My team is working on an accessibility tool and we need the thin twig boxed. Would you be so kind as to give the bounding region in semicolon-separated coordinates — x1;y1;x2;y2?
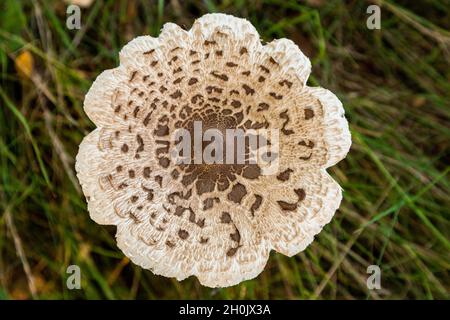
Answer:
4;208;37;299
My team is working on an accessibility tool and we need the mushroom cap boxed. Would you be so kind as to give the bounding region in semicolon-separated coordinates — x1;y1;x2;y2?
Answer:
75;13;351;287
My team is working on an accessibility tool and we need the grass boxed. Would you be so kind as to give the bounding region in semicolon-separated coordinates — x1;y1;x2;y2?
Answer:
0;0;449;299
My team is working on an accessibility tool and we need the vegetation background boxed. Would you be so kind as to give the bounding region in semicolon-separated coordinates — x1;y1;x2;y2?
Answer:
0;0;449;299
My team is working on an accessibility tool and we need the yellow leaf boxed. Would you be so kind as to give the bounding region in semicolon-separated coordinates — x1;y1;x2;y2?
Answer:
15;50;34;80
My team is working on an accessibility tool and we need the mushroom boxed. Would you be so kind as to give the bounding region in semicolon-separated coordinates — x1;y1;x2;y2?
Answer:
75;13;351;287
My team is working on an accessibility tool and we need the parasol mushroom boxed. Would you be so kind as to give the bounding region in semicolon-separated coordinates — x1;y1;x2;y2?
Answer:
75;13;351;287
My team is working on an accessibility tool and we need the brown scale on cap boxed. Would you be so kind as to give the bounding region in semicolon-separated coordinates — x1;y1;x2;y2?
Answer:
76;13;351;288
